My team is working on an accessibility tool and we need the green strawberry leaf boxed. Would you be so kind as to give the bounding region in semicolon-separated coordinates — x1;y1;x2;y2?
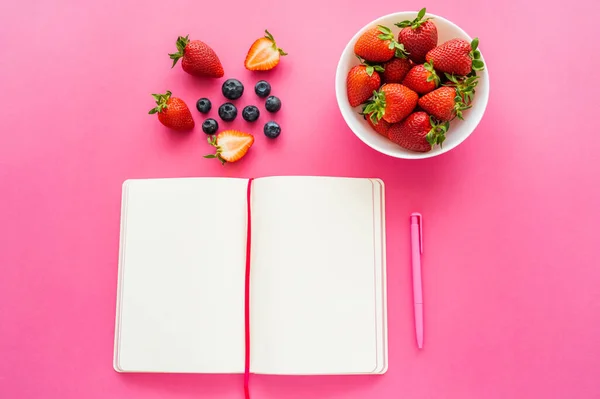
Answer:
377;25;395;41
168;35;189;68
393;42;410;58
426;132;436;146
394;7;432;29
378;25;392;35
471;38;479;51
363;90;386;123
265;30;275;42
472;59;485;71
426;117;449;148
148;91;172;114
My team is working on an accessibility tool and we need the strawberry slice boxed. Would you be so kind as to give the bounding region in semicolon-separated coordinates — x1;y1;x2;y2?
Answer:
244;30;287;71
204;130;255;165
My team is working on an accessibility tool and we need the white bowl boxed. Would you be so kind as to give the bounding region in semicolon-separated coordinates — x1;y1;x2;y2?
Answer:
335;11;489;159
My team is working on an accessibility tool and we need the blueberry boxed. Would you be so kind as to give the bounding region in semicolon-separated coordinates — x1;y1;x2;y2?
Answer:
222;78;244;100
254;80;271;98
242;105;260;122
218;103;238;121
196;98;211;114
201;118;219;135
265;95;281;113
263;121;281;139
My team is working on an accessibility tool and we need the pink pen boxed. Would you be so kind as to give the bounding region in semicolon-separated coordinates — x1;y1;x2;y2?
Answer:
410;212;424;349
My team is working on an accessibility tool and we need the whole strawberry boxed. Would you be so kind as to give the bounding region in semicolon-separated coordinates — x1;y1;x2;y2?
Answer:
426;38;484;76
347;64;383;107
388;111;449;152
418;75;478;121
354;26;407;63
363;83;418;124
402;62;439;94
149;91;195;131
395;8;438;64
169;35;224;78
382;56;412;83
365;111;391;138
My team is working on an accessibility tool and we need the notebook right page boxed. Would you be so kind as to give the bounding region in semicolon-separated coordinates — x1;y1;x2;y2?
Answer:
250;176;381;375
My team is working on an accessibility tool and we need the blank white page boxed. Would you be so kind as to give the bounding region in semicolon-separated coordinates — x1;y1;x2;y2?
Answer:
250;177;379;374
371;179;388;373
114;178;248;373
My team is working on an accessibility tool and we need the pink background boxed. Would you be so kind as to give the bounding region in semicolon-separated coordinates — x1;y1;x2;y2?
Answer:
1;0;600;398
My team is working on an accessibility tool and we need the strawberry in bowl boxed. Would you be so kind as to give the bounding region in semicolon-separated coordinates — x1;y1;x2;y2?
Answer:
335;8;489;159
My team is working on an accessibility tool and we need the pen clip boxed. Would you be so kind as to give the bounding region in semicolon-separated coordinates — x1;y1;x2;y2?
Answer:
411;212;423;254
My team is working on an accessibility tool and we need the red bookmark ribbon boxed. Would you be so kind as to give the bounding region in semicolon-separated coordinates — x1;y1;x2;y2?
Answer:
244;178;254;399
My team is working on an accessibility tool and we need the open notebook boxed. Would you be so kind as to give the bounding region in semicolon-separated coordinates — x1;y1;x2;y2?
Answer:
114;176;387;375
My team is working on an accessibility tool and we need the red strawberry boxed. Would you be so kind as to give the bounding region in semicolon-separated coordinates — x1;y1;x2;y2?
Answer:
418;74;478;121
395;8;438;64
426;38;484;76
169;35;224;78
365;112;391;138
363;84;418;123
382;57;412;83
347;64;382;107
204;130;255;165
245;30;287;71
401;62;439;94
354;26;406;63
387;112;449;152
148;91;194;131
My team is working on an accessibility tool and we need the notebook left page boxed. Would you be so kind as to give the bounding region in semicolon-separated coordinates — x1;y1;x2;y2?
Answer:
114;178;248;373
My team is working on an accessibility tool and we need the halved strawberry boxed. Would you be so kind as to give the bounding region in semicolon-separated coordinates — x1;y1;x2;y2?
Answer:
204;130;255;165
244;30;287;71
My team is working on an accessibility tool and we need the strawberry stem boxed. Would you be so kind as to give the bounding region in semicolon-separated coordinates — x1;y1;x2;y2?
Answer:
363;90;387;124
394;8;433;30
470;38;485;71
356;55;385;76
264;29;288;56
148;90;172;114
377;25;409;58
204;135;227;165
168;35;190;68
444;74;479;107
425;117;449;148
424;62;440;86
